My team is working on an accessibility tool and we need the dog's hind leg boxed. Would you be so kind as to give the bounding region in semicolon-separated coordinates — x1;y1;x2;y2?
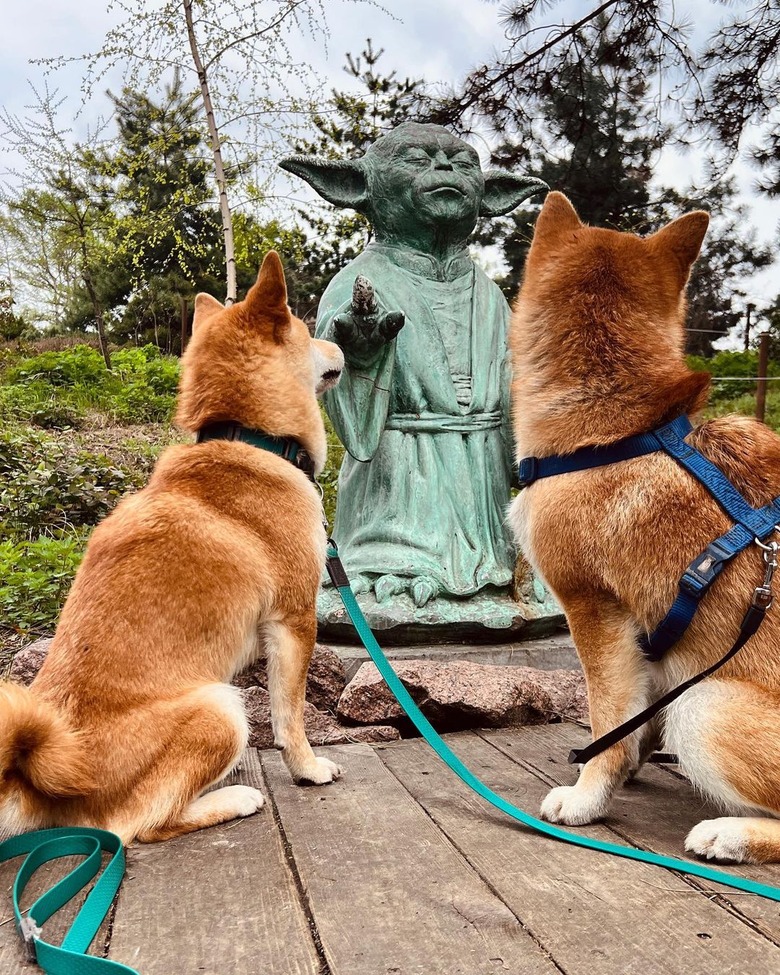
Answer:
665;678;780;863
265;619;342;785
119;684;263;844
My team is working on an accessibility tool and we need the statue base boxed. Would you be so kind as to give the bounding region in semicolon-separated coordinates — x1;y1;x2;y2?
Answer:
316;585;565;646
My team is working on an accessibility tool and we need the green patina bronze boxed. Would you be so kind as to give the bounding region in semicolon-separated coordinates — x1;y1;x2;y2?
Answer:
281;123;561;641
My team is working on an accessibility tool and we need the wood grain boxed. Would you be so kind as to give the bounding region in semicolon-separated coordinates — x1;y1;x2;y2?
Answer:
106;749;320;975
262;742;558;975
486;722;780;943
378;729;780;974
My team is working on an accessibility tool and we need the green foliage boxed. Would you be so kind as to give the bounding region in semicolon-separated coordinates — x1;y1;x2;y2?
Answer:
0;533;88;633
0;426;139;539
321;410;345;529
0;343;179;426
687;350;780;401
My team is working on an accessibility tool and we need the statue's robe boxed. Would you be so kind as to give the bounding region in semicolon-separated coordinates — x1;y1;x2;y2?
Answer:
316;242;515;597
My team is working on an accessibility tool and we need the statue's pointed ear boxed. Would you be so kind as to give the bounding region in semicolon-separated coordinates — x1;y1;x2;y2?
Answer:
280;155;369;211
479;172;549;217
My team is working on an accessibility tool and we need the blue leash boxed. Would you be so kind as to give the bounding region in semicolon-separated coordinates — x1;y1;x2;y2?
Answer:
0;827;138;973
326;542;780;903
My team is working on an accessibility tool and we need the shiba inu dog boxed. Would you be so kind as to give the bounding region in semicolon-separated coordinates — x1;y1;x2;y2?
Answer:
0;252;345;844
509;192;780;864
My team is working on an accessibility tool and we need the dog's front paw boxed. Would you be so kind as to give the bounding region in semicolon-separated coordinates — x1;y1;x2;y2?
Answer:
540;785;607;826
685;818;750;863
295;757;343;786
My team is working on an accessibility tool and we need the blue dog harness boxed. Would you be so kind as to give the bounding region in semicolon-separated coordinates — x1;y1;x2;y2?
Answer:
518;414;780;764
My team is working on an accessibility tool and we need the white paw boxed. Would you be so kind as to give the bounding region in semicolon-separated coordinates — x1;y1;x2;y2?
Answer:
685;818;750;863
540;785;607;826
295;757;343;786
224;784;265;817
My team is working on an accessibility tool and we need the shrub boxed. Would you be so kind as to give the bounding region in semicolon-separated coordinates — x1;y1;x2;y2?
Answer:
0;426;138;539
688;350;780;401
0;343;179;427
6;345;107;387
0;533;86;633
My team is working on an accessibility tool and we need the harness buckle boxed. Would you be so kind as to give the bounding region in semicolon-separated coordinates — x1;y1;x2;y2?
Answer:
752;540;778;610
19;916;41;961
679;539;732;596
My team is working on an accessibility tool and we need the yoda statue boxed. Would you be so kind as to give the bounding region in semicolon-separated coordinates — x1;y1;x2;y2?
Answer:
281;122;557;638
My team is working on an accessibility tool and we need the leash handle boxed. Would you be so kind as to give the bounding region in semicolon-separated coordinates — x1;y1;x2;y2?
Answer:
326;542;780;904
0;828;139;974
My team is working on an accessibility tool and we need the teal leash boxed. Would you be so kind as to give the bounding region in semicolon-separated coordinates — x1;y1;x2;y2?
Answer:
0;827;138;974
326;541;780;904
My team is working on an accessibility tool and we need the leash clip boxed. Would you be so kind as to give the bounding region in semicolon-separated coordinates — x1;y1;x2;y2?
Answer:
19;915;41;961
753;539;778;610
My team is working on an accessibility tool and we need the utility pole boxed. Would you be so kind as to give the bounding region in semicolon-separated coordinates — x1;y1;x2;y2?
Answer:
744;302;756;351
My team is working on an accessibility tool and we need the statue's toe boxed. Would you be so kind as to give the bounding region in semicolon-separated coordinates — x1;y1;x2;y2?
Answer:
350;574;374;596
411;576;439;608
374;574;407;604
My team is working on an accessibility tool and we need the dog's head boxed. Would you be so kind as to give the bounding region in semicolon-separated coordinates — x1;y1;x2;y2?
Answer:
176;252;344;473
512;192;711;453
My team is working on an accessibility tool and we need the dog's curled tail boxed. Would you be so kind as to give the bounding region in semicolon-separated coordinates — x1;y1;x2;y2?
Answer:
0;683;95;797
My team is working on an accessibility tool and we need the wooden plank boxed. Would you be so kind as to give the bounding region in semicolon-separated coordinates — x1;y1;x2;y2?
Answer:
107;749;320;975
377;730;780;974
481;723;780;943
261;742;558;975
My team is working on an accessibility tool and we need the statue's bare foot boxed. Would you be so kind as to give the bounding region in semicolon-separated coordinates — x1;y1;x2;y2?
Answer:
350;574;374;596
375;574;407;603
411;576;439;608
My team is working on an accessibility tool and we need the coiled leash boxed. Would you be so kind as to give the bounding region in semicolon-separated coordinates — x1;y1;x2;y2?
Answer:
0;827;138;973
326;539;780;903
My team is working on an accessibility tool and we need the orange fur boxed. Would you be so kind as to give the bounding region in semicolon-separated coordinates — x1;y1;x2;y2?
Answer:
509;193;780;863
0;252;345;845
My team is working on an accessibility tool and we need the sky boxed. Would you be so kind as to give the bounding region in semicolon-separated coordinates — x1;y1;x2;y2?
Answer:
1;0;777;323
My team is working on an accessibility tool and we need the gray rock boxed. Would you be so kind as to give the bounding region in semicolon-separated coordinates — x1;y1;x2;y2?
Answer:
242;686;400;750
9;637;52;685
232;643;346;712
337;660;587;730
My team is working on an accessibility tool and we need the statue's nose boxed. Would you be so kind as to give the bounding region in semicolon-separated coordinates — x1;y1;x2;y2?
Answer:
433;150;453;171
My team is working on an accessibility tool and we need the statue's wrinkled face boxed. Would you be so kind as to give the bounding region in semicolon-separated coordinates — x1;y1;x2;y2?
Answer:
366;125;485;242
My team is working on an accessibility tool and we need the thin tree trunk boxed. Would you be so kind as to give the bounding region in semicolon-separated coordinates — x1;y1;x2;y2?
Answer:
183;0;237;305
82;267;111;370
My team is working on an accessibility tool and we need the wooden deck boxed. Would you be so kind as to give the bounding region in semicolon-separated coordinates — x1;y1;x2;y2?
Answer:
3;722;780;974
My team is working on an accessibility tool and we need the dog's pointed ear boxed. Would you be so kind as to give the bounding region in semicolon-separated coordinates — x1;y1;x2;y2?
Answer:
649;211;709;284
480;173;548;217
531;191;582;247
192;293;224;331
280;155;369;211
244;251;291;341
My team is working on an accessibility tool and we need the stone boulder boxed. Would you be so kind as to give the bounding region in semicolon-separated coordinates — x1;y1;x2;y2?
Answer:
9;637;52;685
243;686;400;749
232;643;346;712
338;660;587;730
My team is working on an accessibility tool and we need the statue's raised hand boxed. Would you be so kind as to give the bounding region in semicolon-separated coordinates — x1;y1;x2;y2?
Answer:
333;276;405;366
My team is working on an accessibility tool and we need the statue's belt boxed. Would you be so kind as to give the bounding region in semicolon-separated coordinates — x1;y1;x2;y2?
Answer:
385;411;501;433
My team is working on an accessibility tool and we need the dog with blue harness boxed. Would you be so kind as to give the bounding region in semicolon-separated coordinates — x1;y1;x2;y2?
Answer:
509;191;780;864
